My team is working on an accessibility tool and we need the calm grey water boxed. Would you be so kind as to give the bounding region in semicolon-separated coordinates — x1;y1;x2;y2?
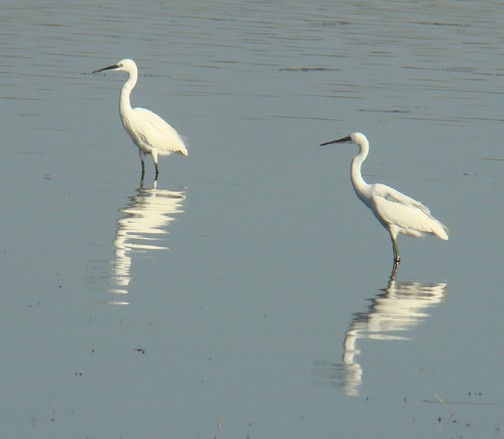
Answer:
1;1;503;438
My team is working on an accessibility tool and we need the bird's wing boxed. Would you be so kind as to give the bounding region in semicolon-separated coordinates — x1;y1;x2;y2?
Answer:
372;184;431;215
372;194;428;236
371;184;449;239
132;107;186;154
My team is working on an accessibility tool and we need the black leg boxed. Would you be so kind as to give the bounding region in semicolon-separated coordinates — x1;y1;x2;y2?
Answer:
154;162;159;180
140;158;145;181
391;235;400;264
390;259;399;280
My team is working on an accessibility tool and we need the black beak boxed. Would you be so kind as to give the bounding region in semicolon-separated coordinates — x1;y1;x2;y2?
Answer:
320;135;351;146
92;64;119;74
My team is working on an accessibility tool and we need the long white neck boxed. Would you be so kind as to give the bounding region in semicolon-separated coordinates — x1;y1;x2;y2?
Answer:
119;68;137;117
350;139;370;200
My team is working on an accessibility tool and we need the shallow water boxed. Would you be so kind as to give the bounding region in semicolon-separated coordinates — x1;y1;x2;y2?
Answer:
1;1;503;438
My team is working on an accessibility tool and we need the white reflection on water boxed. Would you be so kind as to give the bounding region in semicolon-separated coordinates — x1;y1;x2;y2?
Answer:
108;182;186;304
314;272;447;397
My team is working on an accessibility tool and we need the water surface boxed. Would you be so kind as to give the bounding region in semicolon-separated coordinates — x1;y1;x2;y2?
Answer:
0;1;503;438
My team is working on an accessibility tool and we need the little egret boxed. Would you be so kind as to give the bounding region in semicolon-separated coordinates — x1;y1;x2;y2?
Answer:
93;59;188;180
320;132;449;265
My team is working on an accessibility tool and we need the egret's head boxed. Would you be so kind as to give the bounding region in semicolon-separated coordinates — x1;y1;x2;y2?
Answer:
93;58;137;74
320;131;368;147
348;132;368;145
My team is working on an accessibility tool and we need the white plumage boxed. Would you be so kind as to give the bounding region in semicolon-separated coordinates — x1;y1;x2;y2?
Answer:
93;58;188;180
321;132;449;265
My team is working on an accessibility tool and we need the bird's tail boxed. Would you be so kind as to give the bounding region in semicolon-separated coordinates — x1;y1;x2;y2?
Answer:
435;221;450;240
177;145;189;156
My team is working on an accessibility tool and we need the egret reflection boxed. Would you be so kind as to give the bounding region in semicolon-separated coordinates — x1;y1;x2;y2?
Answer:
314;272;447;397
108;182;186;304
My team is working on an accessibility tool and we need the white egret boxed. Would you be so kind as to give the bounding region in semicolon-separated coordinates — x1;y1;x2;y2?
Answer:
320;132;449;265
93;59;188;180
